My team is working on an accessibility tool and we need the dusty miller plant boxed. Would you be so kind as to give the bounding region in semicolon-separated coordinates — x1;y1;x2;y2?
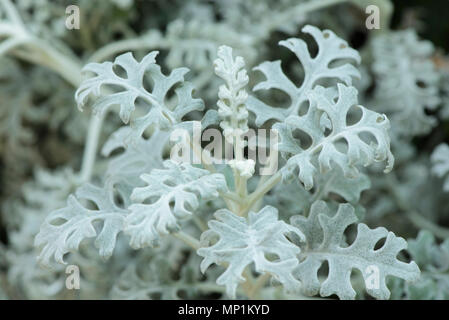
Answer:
0;0;449;300
34;24;419;300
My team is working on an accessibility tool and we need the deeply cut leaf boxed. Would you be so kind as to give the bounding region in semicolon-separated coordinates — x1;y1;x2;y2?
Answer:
75;51;204;133
198;206;305;298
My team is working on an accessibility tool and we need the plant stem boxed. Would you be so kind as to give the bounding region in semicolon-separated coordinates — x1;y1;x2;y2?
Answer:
1;0;120;185
26;39;83;86
263;0;348;35
172;231;201;250
187;137;241;211
14;41;102;182
173;231;257;299
192;215;208;232
0;37;28;56
220;191;242;203
87;32;166;62
18;39;104;183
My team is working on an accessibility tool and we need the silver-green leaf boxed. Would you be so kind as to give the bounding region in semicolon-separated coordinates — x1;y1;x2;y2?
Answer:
198;206;305;298
275;84;394;190
247;25;360;126
126;160;227;249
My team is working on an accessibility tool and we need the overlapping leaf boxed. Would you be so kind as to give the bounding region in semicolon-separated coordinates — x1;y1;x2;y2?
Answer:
75;51;204;133
371;30;440;136
316;167;371;203
102;126;170;189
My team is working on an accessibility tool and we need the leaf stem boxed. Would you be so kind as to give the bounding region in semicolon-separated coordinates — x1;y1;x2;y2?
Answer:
263;0;348;35
220;191;242;203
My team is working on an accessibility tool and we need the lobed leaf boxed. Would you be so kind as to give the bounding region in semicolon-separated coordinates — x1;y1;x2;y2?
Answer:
247;24;360;126
126;160;227;249
75;51;204;133
291;201;420;300
35;183;128;268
